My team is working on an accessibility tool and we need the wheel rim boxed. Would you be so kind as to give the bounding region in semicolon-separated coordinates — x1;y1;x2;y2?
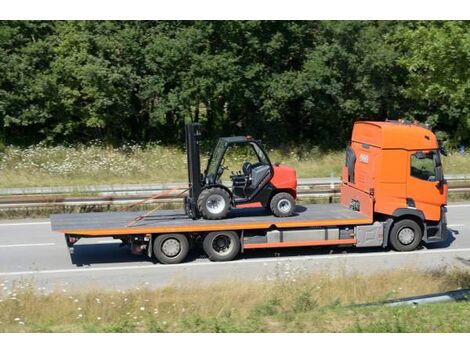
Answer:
277;199;292;213
211;234;233;256
398;227;415;245
206;194;226;214
161;238;181;257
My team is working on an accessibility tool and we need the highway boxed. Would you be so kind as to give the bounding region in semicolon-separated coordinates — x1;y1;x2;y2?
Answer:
0;203;469;291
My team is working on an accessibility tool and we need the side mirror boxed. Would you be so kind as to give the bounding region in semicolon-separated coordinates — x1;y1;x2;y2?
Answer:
436;179;445;190
440;146;448;157
438;140;448;156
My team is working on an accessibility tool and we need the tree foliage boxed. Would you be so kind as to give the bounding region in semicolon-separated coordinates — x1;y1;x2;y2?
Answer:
393;21;470;147
0;20;469;148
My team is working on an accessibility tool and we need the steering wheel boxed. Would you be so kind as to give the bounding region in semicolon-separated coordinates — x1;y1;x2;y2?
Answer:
242;162;253;176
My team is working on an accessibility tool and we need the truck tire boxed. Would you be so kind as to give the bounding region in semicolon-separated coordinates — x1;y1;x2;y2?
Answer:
197;188;231;220
203;231;240;261
153;234;189;264
270;192;295;217
389;219;422;251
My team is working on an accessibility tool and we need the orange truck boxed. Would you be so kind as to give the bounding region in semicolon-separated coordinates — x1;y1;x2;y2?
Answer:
51;120;448;264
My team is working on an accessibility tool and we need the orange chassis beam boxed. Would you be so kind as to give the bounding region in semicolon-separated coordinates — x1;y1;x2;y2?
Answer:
59;217;372;237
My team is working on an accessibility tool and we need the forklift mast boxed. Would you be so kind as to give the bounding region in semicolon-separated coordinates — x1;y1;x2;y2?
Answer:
185;123;202;218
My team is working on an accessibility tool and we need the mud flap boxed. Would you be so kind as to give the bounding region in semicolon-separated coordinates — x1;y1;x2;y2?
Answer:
424;207;448;243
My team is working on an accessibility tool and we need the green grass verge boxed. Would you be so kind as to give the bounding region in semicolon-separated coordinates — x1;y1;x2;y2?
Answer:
1;268;469;332
0;144;468;188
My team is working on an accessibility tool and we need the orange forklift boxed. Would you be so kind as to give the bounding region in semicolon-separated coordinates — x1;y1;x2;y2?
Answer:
184;124;297;220
51;120;448;264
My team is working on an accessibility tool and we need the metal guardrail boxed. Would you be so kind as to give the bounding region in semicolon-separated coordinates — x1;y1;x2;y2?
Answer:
0;177;340;196
358;288;470;307
383;289;470;306
0;175;468;209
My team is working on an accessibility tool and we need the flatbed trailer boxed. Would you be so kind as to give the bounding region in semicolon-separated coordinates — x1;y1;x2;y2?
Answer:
50;120;449;264
51;203;371;247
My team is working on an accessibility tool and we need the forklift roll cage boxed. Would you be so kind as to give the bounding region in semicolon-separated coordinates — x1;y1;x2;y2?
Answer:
204;136;273;185
184;123;276;219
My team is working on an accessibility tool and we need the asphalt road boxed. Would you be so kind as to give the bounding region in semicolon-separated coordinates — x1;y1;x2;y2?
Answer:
0;203;469;291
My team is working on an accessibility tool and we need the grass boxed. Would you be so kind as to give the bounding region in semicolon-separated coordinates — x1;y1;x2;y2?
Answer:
0;143;468;188
1;268;469;332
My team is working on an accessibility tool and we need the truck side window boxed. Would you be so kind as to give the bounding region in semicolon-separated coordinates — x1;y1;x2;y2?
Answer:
345;146;356;183
410;152;437;181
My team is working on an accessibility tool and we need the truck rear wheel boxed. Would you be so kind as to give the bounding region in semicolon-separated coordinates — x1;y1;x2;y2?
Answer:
389;219;422;251
153;234;189;264
203;231;240;261
270;192;295;217
197;188;231;220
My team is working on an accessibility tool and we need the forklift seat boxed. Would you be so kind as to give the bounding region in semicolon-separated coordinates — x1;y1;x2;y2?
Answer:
248;164;271;190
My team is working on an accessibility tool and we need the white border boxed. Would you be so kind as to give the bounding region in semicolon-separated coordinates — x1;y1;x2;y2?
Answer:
1;333;469;352
1;0;470;20
1;0;469;346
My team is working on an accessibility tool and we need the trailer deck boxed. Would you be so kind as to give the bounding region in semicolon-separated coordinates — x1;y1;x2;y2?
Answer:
50;203;371;236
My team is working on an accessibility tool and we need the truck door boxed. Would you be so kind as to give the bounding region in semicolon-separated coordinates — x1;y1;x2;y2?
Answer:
407;150;447;221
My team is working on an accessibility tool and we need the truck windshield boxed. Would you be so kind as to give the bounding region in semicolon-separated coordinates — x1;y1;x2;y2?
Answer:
410;150;443;182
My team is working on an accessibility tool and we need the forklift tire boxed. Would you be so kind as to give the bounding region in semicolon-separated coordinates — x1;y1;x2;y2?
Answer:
203;231;240;262
389;219;422;252
270;192;295;217
197;188;231;220
153;234;189;264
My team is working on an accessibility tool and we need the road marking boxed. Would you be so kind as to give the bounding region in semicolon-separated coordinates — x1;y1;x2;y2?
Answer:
0;221;50;227
448;224;465;227
447;204;470;208
1;247;469;277
0;242;56;248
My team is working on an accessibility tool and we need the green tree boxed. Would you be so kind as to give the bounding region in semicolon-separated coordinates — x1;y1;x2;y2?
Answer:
262;21;405;148
393;21;470;146
0;21;55;145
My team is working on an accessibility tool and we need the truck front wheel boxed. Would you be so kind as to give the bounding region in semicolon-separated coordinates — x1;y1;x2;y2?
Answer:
389;219;422;251
153;234;189;264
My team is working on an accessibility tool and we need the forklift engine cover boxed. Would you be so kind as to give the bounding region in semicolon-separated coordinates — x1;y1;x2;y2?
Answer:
270;164;297;195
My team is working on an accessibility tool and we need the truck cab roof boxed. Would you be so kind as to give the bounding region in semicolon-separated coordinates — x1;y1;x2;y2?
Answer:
352;121;439;150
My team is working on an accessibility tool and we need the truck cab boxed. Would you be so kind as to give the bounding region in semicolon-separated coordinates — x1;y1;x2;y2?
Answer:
341;121;448;249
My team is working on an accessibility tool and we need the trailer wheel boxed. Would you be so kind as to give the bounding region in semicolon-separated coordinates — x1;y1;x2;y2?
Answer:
197;188;231;220
389;219;422;252
153;234;189;264
270;192;295;217
203;231;240;261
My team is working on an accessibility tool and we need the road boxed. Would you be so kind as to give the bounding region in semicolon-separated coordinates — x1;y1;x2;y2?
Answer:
0;203;469;291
